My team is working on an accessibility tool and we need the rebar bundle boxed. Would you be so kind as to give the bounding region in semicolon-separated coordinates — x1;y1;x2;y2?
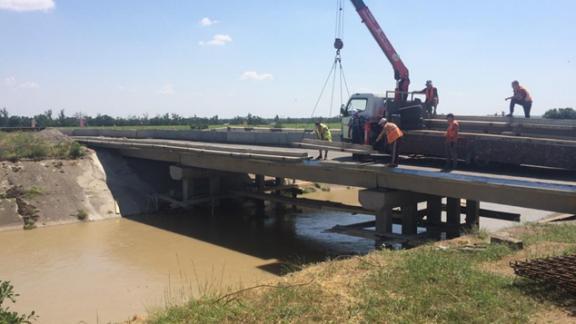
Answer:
511;254;576;294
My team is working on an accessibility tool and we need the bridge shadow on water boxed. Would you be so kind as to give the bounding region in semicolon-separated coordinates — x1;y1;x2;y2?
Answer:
125;204;374;275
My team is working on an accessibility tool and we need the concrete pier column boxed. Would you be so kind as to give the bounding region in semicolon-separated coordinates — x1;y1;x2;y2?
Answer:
255;175;265;191
209;176;222;215
401;203;418;235
255;174;266;210
376;207;393;235
182;178;190;201
465;200;480;228
427;196;443;226
359;189;432;238
446;197;461;226
273;177;286;211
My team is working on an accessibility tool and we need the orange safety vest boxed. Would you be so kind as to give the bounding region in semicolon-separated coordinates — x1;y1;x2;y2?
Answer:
446;120;459;142
425;86;438;104
514;86;532;102
384;122;404;144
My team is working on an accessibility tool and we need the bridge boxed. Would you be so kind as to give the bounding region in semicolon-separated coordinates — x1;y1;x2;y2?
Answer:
68;128;576;245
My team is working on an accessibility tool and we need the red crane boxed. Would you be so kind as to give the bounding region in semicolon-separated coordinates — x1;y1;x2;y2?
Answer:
350;0;410;103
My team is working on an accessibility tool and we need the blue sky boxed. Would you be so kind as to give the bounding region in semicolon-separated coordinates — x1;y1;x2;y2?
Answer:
1;0;575;118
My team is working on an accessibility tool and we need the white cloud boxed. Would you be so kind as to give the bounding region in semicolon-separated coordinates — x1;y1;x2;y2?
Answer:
0;0;55;12
199;34;232;47
19;81;39;89
158;84;175;96
3;76;16;86
199;17;219;27
240;71;274;81
3;76;39;89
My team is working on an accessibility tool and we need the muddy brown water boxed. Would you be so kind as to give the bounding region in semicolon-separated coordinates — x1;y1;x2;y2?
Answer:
0;189;373;324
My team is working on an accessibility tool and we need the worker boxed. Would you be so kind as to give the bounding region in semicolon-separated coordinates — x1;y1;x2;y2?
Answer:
417;80;439;116
444;113;459;171
374;118;404;167
348;111;364;144
314;121;332;160
505;80;533;118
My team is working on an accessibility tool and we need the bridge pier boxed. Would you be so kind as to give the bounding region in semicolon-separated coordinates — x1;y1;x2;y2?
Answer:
465;199;480;229
169;166;250;210
360;189;431;243
358;189;484;245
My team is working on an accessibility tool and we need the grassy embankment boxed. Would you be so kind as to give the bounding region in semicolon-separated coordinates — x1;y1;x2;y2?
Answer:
0;131;84;161
60;122;342;131
148;223;576;323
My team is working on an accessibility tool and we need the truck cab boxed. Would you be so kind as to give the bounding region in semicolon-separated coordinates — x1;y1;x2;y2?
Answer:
340;93;386;142
341;92;424;143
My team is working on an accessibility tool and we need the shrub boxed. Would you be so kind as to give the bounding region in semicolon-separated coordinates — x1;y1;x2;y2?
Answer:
67;142;85;159
76;209;88;221
543;107;576;120
0;132;85;161
0;281;37;323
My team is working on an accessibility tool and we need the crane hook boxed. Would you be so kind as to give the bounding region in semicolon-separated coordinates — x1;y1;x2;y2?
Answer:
334;38;344;51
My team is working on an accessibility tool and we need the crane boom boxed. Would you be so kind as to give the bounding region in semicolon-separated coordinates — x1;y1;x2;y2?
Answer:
350;0;410;102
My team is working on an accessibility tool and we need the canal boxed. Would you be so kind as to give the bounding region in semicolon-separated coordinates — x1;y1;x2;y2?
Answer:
0;188;373;323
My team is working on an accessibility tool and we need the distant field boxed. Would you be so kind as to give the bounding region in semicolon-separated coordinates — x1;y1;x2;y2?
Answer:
60;122;342;131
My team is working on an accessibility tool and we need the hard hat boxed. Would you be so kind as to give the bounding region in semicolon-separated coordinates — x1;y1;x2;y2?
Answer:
378;118;387;125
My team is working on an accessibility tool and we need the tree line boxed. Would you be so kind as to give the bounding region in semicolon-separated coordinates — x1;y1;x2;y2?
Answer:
2;107;573;129
0;108;340;128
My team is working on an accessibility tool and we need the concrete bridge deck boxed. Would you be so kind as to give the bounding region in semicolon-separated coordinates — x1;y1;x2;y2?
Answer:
76;136;576;215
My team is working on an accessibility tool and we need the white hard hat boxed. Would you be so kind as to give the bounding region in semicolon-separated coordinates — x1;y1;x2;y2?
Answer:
378;118;387;125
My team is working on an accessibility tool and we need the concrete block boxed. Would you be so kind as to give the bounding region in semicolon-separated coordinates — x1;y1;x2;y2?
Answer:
490;234;523;250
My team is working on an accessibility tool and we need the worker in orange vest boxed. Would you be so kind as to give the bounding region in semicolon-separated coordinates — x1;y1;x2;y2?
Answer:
375;118;404;167
444;113;459;171
417;80;439;116
506;80;533;118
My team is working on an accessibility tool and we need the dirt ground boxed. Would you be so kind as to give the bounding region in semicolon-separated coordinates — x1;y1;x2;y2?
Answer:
0;151;119;230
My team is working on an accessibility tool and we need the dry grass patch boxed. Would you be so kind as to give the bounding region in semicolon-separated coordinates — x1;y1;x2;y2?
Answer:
480;242;576;277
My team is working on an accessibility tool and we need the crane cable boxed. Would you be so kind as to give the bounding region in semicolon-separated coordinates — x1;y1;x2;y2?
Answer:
309;0;351;120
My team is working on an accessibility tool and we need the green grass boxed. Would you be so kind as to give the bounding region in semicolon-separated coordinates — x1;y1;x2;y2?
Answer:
147;243;553;323
359;247;533;324
0;132;85;161
521;223;576;245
